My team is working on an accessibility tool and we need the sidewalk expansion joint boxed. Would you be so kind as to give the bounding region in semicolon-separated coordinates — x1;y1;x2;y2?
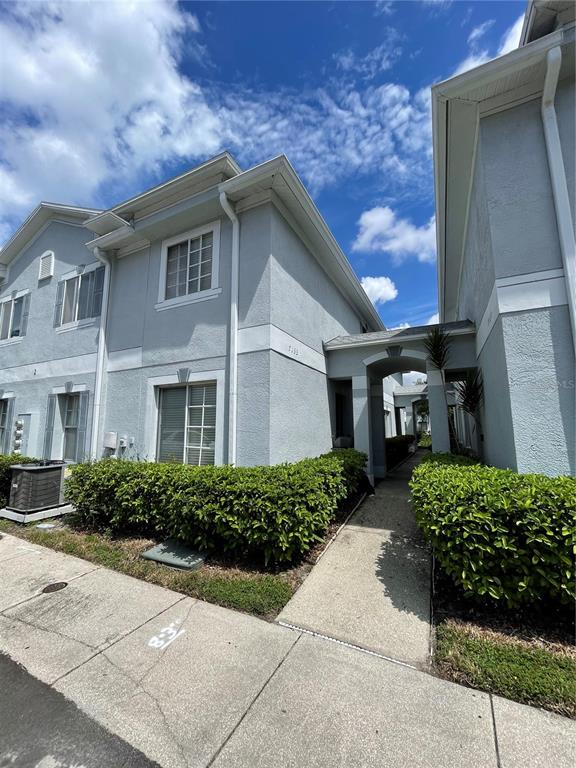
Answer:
489;695;503;768
206;633;302;767
277;621;424;671
49;594;189;688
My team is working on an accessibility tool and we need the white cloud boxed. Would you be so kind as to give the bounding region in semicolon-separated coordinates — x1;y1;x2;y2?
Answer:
454;14;523;76
390;322;411;329
0;0;435;242
374;1;394;16
0;0;220;229
467;20;495;46
352;206;436;264
334;30;402;79
218;82;433;196
498;15;524;55
403;371;427;386
360;276;399;306
427;312;440;325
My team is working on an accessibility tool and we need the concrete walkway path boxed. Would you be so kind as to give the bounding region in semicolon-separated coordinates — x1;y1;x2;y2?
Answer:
1;530;575;768
278;452;431;667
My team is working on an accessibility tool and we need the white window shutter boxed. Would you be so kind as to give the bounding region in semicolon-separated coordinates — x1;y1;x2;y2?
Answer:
39;251;55;281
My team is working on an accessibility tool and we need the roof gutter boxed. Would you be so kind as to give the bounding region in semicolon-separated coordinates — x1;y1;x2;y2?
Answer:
89;247;112;460
541;46;576;358
219;191;239;466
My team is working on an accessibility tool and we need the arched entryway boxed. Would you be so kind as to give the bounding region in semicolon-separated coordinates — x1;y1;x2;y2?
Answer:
325;322;477;482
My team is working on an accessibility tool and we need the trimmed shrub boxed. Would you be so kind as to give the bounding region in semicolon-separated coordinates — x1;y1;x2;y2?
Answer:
324;448;367;496
0;454;39;508
65;450;366;565
417;433;432;449
386;435;415;468
418;452;478;467
410;460;576;606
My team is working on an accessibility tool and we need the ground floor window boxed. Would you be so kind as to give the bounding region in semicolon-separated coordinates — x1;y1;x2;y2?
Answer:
43;391;89;462
62;394;80;463
157;382;216;465
0;399;8;452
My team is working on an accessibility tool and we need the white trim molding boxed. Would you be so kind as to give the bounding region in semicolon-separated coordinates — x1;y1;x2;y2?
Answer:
144;368;226;465
156;219;221;310
50;383;89;394
238;324;327;375
0;353;97;384
476;268;568;354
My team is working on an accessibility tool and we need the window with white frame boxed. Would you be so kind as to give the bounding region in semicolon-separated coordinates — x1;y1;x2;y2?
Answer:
159;222;220;307
157;382;216;465
62;394;80;462
0;293;30;340
54;266;104;327
0;399;8;452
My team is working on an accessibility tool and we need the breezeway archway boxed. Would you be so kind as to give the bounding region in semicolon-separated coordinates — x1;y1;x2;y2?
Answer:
324;322;477;482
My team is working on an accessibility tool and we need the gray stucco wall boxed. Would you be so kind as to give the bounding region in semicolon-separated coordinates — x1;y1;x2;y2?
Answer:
236;350;270;466
477;318;517;471
501;306;575;476
1;220;98;460
1;221;99;368
270;207;363;352
458;143;496;324
269;352;333;464
238;205;272;329
481;97;563;279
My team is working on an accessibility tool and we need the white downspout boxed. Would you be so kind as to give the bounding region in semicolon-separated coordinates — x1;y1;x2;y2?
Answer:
219;192;239;466
90;246;112;460
541;46;576;357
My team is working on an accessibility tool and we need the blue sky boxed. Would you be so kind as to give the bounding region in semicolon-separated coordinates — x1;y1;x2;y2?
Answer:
0;0;525;329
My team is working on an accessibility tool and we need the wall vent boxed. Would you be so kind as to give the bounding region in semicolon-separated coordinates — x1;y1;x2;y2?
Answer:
38;251;55;281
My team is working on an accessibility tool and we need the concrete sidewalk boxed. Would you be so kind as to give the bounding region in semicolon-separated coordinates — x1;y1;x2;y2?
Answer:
278;452;431;666
0;531;574;768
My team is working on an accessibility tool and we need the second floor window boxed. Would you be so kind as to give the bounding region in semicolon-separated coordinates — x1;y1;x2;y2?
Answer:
166;231;213;300
54;266;104;328
0;293;30;341
158;222;220;308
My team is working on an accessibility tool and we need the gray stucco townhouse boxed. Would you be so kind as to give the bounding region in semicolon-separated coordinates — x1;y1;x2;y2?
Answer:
0;0;574;481
0;153;397;473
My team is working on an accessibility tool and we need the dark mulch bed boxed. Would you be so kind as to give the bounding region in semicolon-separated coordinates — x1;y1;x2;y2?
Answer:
433;567;575;647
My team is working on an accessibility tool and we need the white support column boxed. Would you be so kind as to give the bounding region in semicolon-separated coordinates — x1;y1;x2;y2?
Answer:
353;373;373;483
426;363;451;453
405;402;416;437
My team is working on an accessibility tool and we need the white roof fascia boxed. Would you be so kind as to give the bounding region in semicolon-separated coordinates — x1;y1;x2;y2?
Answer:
108;152;241;218
1;203;101;266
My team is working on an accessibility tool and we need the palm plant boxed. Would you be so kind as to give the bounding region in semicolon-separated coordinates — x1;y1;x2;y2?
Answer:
454;369;484;457
454;369;484;418
424;325;459;451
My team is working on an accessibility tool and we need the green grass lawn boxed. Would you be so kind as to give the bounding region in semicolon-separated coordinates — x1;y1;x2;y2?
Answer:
435;618;576;718
0;520;294;619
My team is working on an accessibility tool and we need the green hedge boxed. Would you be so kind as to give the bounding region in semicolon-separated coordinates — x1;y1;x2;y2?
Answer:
0;454;39;507
410;459;576;606
65;450;366;565
325;448;367;496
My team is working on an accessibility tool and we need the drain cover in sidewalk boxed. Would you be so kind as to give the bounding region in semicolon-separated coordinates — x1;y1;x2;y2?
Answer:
141;538;205;571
